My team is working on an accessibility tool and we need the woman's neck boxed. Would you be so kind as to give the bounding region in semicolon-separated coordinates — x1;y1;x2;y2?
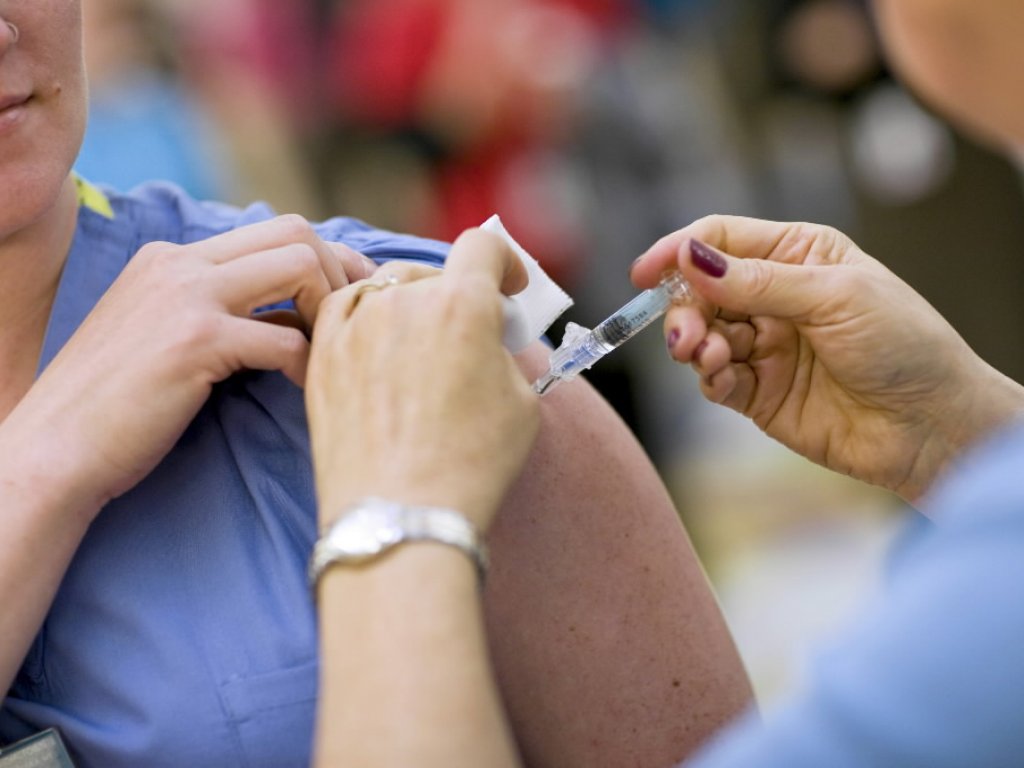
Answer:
0;175;80;416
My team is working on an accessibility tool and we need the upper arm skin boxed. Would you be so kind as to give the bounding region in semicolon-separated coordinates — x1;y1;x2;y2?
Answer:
483;342;753;768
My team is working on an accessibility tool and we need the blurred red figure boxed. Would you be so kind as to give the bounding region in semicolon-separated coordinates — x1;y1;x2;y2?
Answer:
327;0;635;282
183;0;320;123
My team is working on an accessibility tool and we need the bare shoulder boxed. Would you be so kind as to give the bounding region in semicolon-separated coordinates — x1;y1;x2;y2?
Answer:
483;342;753;768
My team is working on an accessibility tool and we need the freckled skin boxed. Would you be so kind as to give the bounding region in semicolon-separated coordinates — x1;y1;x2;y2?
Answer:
482;344;752;767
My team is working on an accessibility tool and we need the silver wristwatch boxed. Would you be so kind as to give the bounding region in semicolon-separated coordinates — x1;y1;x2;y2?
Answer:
308;497;488;586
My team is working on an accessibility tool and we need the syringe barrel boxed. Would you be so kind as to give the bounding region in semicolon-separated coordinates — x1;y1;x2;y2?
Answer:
549;327;608;377
593;272;689;348
534;271;690;394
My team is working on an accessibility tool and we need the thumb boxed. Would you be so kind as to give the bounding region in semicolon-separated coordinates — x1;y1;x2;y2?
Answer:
681;239;828;322
447;228;529;297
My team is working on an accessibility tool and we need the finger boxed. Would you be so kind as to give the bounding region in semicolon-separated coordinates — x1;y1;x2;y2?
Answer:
222;316;311;387
318;263;442;325
316;278;382;326
324;241;379;289
314;287;356;331
215;243;331;329
372;261;443;285
347;263;443;316
195;215;324;263
701;363;756;414
196;216;376;286
664;297;716;334
677;239;833;323
690;332;733;377
445;228;529;296
699;365;733;405
714;319;756;362
630;217;806;288
664;304;714;363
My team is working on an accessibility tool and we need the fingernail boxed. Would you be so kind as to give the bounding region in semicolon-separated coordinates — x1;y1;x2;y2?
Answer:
693;339;709;365
666;328;680;351
629;255;644;276
690;240;727;278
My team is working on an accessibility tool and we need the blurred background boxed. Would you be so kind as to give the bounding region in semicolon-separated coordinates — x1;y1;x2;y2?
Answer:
77;0;1024;708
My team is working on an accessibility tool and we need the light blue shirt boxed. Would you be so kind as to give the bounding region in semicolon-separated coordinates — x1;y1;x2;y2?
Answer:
686;421;1024;767
75;74;230;201
0;182;448;767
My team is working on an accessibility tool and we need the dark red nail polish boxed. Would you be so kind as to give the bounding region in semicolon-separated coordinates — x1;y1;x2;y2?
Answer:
693;340;709;365
667;328;680;351
690;240;727;278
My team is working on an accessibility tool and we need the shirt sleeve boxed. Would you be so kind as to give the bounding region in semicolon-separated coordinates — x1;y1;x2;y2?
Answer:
683;423;1024;768
313;216;451;266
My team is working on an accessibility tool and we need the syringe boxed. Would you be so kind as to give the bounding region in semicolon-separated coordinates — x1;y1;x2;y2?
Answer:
533;271;692;395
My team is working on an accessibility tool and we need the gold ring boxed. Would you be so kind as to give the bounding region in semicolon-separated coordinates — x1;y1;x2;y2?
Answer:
350;273;401;312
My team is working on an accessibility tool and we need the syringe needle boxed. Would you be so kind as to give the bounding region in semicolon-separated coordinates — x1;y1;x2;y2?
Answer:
532;372;560;396
531;271;691;396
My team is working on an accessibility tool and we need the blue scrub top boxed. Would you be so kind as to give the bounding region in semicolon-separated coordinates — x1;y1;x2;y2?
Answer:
683;419;1024;767
0;181;449;767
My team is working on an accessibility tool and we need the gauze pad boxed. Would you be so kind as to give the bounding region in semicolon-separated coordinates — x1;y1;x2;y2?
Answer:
480;214;574;353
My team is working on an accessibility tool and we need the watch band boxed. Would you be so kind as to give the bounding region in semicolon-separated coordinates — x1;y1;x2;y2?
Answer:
309;498;488;587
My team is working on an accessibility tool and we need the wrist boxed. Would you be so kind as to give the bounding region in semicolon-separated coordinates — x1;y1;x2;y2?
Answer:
318;539;478;600
316;478;499;532
903;361;1024;503
0;416;108;529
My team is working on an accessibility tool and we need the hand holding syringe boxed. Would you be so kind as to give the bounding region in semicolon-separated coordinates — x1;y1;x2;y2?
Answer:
533;272;692;395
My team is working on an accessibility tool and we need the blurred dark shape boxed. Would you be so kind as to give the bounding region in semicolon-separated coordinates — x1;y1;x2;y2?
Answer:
849;84;956;205
170;0;321;213
79;0;1024;440
319;0;629;286
775;0;880;96
182;0;321;126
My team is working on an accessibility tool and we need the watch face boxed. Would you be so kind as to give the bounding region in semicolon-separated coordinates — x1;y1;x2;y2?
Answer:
311;499;483;587
337;507;403;559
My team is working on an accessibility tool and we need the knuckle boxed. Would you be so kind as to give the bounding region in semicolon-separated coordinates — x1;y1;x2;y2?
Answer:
319;290;349;320
693;214;730;248
372;285;404;314
771;222;814;260
459;228;502;251
131;241;199;290
838;264;873;297
816;223;847;249
276;327;308;356
744;258;775;297
287;243;322;273
332;243;371;281
452;229;512;265
134;240;179;266
696;213;727;232
782;222;848;265
393;262;441;281
452;227;488;249
273;213;314;242
175;310;219;349
445;278;500;321
801;221;836;255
